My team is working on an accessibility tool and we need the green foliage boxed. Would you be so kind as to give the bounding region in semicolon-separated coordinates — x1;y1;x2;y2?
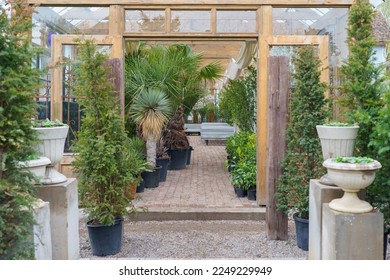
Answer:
334;156;374;164
218;65;257;131
0;0;42;259
227;131;257;190
124;44;222;135
338;0;389;226
275;46;327;219
71;40;136;226
32;118;65;127
370;78;390;226
338;0;385;157
323;122;354;127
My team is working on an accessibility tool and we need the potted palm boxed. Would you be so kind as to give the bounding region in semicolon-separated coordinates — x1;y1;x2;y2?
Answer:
71;39;135;256
129;88;172;188
275;46;327;251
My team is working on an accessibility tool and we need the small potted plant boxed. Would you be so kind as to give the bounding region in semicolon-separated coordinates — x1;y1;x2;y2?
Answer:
32;118;69;184
323;156;382;214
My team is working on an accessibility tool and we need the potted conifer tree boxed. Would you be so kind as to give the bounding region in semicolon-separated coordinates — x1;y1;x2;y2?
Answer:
275;45;327;251
71;39;136;256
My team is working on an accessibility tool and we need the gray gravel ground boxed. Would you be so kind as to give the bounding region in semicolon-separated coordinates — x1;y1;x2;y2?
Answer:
79;218;309;259
79;218;390;260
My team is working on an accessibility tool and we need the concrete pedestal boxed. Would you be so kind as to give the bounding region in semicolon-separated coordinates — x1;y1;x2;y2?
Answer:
322;204;383;260
308;179;343;259
32;199;52;260
36;178;79;260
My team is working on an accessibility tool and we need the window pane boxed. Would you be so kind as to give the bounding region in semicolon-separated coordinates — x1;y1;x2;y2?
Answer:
125;10;165;32
217;10;256;33
171;10;211;33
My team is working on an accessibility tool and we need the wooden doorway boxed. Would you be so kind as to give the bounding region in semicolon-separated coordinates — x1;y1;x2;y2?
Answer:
259;35;330;239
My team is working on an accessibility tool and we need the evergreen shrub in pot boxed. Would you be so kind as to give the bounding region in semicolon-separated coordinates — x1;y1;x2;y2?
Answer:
275;45;327;251
71;40;136;256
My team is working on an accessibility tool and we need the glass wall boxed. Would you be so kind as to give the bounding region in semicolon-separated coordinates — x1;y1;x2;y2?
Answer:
125;10;166;32
273;8;349;92
216;10;256;33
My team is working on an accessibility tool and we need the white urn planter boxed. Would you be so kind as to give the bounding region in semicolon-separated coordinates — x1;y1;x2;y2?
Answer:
316;125;359;185
18;156;51;184
323;157;382;214
33;125;69;184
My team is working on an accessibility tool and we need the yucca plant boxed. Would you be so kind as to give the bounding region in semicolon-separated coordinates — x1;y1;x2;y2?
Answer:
129;88;172;167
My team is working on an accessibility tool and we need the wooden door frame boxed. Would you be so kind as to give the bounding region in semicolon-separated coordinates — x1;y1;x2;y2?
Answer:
50;34;124;121
257;35;330;206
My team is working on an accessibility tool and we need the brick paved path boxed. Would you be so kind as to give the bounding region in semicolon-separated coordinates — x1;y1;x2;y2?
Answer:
133;136;259;210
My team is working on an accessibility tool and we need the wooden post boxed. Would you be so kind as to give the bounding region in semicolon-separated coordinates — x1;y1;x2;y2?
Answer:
266;56;289;240
103;58;124;115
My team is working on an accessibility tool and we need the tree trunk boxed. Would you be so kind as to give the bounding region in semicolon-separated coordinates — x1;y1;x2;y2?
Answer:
146;139;156;167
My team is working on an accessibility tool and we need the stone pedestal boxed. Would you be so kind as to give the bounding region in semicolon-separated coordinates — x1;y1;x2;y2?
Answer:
322;204;383;260
32;199;52;260
308;179;343;260
36;178;79;260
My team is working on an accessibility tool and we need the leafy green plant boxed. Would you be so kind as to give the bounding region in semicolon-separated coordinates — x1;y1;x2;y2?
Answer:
334;156;374;164
219;65;257;131
0;0;43;259
337;0;388;228
275;45;327;219
71;39;136;226
338;0;385;157
231;157;257;190
32;118;65;128
323;122;354;127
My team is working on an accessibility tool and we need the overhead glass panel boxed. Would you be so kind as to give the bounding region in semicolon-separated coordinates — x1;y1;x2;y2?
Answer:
217;10;256;33
33;7;109;37
125;10;166;33
171;10;211;33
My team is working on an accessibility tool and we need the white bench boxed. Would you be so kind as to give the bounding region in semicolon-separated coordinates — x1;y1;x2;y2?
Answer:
184;123;201;135
200;122;235;145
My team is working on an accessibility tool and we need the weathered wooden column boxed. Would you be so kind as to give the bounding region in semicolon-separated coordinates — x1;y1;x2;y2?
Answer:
266;56;289;240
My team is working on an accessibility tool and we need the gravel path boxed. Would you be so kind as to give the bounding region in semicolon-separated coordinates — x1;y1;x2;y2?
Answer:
79;218;309;259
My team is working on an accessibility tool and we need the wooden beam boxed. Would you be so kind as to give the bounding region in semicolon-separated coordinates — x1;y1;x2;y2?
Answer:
51;35;63;121
266;56;289;241
109;5;124;35
28;0;353;6
257;6;272;207
50;35;124;122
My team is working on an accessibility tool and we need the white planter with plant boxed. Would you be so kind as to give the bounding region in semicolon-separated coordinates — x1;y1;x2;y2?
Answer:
33;119;69;184
316;122;359;185
323;156;381;214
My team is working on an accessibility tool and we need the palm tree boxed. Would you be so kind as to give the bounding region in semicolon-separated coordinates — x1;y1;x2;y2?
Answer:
129;88;172;167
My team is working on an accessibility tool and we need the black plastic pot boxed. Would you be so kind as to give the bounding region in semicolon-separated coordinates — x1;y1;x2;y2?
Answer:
234;185;247;197
384;227;389;260
87;217;123;256
167;149;188;170
293;213;309;251
247;187;256;201
156;158;170;182
136;179;145;193
186;146;194;165
141;165;162;188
